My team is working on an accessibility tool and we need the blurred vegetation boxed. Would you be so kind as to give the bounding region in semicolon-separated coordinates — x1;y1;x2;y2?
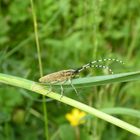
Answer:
0;0;140;140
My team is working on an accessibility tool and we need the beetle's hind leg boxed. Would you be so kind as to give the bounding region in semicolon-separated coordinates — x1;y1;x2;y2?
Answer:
59;79;78;99
68;79;79;96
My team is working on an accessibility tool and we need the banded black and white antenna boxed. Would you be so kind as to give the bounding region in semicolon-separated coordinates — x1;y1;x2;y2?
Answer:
74;58;124;74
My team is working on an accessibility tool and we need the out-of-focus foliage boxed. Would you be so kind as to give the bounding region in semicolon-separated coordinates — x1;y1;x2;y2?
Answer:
0;0;140;139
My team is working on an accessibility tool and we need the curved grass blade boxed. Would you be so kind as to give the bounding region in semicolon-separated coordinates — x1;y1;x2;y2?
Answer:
54;71;140;88
83;107;140;122
102;107;140;119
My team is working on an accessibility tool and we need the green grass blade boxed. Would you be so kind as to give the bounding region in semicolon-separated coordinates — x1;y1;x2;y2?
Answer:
55;71;140;87
102;107;140;119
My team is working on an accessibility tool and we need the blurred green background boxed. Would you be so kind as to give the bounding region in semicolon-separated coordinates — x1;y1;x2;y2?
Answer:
0;0;140;140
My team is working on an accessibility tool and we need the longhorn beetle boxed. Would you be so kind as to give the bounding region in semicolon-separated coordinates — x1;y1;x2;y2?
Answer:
39;58;124;99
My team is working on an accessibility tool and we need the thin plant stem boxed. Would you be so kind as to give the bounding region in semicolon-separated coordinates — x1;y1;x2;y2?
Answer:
30;0;43;76
30;0;49;139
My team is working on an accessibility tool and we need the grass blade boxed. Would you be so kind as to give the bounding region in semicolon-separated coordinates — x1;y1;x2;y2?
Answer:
54;71;140;87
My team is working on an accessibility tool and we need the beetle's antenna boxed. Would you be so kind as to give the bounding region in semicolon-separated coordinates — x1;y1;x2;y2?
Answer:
74;58;124;74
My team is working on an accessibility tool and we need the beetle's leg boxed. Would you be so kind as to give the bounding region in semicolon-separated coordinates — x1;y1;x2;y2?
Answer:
46;83;52;94
60;80;67;99
60;84;64;99
68;79;78;96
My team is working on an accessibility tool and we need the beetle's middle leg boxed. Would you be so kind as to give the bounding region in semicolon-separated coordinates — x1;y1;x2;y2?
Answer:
45;83;52;94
